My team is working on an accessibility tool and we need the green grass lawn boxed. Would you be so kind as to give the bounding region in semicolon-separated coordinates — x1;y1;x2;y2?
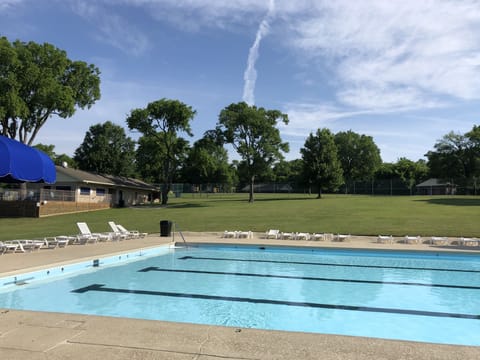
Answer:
0;194;479;241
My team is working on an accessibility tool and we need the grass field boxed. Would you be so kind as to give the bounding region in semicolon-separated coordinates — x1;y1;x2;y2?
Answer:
0;194;479;241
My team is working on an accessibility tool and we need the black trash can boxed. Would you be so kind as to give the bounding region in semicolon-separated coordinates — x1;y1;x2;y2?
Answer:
160;220;172;237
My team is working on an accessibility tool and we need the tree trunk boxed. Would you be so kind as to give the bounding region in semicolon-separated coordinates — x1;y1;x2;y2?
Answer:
161;183;171;205
317;187;322;199
249;175;255;203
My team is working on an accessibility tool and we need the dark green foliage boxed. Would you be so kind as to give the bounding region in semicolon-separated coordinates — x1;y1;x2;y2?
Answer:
334;130;381;192
301;128;343;198
0;37;100;145
394;158;429;194
426;126;480;192
183;132;235;188
127;98;196;204
216;102;289;202
74;121;136;177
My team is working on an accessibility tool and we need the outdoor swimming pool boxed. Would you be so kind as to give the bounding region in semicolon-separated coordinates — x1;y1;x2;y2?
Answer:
1;244;479;346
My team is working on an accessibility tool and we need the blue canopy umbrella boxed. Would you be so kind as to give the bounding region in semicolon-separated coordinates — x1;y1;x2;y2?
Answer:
0;135;56;183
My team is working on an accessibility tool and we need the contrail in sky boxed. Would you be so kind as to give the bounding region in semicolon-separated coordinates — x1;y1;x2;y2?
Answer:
242;0;275;106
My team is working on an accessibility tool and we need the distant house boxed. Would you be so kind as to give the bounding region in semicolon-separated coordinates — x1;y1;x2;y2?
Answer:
416;178;456;195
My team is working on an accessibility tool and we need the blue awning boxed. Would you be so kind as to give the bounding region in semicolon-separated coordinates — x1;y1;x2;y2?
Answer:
0;135;56;183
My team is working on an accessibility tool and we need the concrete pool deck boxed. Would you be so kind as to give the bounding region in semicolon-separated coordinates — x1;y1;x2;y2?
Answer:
1;232;479;359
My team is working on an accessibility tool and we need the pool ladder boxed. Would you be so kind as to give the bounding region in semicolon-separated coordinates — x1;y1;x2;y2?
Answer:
172;222;188;248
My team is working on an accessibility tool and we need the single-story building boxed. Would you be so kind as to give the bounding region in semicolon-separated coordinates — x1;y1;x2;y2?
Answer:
0;165;158;217
50;165;158;207
416;178;456;195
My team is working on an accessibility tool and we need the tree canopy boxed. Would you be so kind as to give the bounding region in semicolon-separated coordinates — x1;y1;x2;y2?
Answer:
334;130;381;192
216;102;289;202
74;121;136;177
395;158;428;195
183;131;234;189
426;127;479;182
0;37;101;145
301;128;343;198
127;98;196;204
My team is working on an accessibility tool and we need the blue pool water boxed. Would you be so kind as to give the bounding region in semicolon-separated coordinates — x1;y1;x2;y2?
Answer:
1;244;480;346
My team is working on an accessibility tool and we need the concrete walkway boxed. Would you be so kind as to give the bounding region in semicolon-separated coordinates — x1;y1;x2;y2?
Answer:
1;232;479;359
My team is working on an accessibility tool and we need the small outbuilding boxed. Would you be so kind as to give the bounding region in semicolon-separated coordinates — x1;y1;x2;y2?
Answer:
416;178;456;195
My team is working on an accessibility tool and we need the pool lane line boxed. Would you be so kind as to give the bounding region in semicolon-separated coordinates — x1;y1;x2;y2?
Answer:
138;267;480;290
177;256;480;273
71;283;480;320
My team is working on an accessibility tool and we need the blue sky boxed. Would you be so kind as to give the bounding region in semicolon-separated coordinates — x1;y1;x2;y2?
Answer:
2;0;480;163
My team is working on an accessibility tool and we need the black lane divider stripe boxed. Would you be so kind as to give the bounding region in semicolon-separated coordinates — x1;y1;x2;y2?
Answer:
177;256;480;274
71;284;480;320
138;267;480;290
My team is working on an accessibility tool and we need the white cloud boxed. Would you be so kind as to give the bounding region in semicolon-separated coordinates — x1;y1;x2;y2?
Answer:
280;103;373;138
289;0;480;110
105;0;480;112
96;15;150;56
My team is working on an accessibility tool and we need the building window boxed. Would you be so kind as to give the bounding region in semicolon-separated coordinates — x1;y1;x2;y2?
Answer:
80;187;91;195
96;188;106;196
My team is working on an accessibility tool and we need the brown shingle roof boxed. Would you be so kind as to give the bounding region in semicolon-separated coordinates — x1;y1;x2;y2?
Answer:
55;166;157;191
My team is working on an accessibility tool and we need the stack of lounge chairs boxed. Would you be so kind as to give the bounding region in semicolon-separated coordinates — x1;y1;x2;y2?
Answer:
222;230;253;239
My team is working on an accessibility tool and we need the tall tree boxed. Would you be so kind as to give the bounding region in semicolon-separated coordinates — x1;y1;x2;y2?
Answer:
183;131;234;190
216;102;289;202
135;134;190;188
74;121;136;176
334;130;381;193
0;37;100;145
426;130;478;183
466;125;480;194
127;98;195;205
301;128;343;198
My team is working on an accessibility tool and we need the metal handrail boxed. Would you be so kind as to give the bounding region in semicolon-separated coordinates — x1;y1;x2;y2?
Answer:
172;222;187;247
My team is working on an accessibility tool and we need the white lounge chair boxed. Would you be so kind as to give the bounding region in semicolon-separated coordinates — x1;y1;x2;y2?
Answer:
17;240;43;251
76;222;104;244
54;235;76;247
281;232;294;240
430;236;449;246
222;231;237;238
3;240;25;252
295;232;310;240
116;224;147;238
404;235;421;244
237;231;253;239
265;229;280;239
459;237;478;246
311;233;325;241
334;234;351;242
377;235;393;244
108;222;129;240
0;241;19;253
